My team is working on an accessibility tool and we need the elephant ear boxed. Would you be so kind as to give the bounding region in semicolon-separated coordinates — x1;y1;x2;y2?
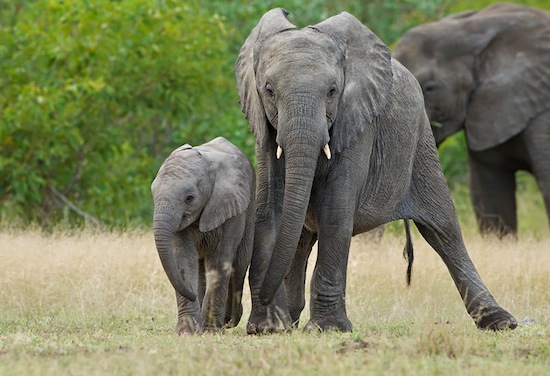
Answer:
198;139;254;232
170;144;192;155
311;12;393;154
236;8;296;149
465;4;550;151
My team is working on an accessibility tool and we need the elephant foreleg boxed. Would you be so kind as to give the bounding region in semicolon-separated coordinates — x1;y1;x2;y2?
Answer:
305;200;354;332
173;233;201;335
176;293;201;335
468;153;517;237
284;228;317;327
533;165;550;231
247;148;292;334
247;213;292;334
526;111;550;230
201;248;233;331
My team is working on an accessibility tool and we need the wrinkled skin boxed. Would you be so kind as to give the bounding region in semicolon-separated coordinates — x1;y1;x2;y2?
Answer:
393;3;550;237
236;9;517;334
151;137;255;334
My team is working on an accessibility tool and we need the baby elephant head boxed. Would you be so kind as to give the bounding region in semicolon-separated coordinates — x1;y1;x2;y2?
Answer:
151;137;253;302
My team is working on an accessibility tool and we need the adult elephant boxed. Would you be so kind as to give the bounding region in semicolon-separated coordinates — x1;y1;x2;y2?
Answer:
392;3;550;237
236;9;516;333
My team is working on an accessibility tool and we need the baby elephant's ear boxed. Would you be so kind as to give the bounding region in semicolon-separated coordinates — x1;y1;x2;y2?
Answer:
171;144;192;155
199;152;253;233
312;12;393;153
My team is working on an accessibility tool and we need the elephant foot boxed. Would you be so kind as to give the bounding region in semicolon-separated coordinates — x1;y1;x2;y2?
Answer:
175;318;202;335
304;315;353;332
474;307;517;331
224;303;243;329
202;324;226;334
246;304;292;335
223;318;239;329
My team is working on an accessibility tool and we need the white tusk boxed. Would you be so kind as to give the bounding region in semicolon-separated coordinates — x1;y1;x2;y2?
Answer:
323;144;331;160
276;145;283;159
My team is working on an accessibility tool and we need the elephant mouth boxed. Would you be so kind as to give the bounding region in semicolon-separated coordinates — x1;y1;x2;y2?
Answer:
429;114;450;129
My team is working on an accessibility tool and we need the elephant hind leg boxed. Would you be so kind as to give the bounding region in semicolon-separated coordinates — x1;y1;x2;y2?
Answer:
408;133;516;329
223;274;243;329
412;218;517;330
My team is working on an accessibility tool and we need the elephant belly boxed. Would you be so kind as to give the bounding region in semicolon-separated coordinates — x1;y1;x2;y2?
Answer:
302;199;388;236
353;199;400;235
304;207;318;232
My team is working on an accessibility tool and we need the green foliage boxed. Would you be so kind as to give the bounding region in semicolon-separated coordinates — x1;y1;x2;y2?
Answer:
1;0;548;228
204;0;453;46
438;132;469;187
1;0;245;227
447;0;550;13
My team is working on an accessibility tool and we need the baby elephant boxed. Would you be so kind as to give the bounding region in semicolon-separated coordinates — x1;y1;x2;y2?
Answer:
151;137;255;334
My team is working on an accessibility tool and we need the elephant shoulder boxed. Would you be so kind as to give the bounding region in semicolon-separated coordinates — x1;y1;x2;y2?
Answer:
384;58;432;143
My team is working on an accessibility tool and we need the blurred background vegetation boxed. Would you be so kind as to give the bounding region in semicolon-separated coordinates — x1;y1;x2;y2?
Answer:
1;0;548;233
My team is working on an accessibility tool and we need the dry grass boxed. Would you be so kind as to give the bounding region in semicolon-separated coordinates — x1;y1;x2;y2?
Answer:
1;227;549;375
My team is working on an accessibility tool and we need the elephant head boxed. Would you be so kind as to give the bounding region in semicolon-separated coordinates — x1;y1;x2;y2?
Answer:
151;137;253;302
392;3;550;150
236;9;393;304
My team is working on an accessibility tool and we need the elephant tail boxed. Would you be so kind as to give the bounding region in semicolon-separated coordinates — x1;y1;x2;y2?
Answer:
403;219;414;286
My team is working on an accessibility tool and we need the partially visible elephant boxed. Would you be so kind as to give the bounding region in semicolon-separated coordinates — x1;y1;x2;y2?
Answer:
393;3;550;237
236;9;517;334
151;137;255;334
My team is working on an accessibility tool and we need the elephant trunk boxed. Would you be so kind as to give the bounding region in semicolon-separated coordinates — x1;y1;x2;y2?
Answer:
259;114;328;305
153;207;197;301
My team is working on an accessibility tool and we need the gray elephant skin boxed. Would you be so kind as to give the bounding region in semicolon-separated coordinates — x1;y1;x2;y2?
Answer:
393;3;550;237
151;137;255;334
236;9;517;334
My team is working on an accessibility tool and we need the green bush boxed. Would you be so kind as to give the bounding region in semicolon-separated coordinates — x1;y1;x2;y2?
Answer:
0;0;246;227
3;0;545;229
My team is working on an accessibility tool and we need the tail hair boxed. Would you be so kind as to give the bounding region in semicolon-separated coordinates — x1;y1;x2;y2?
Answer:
403;219;414;286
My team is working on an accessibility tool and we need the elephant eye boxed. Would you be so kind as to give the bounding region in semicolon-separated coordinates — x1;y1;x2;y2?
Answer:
184;195;195;204
423;81;439;94
327;85;337;101
265;83;275;100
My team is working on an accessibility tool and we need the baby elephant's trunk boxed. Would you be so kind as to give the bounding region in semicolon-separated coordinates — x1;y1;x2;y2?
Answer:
153;210;197;301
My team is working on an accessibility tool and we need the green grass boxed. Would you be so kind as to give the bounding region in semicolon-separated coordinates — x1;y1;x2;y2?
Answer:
1;229;549;375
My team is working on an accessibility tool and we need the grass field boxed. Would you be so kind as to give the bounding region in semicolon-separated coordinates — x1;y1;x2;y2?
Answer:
1;227;549;375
